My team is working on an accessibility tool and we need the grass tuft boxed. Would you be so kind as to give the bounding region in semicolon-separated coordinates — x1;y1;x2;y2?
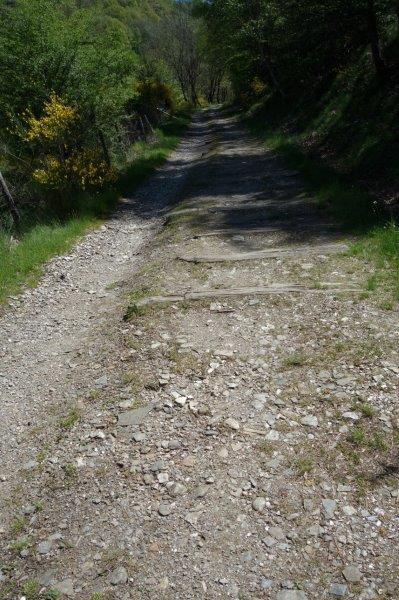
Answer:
21;580;40;600
283;352;308;368
58;407;80;429
293;457;314;476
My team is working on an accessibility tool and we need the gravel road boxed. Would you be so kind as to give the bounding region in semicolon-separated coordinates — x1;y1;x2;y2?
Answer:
0;109;398;600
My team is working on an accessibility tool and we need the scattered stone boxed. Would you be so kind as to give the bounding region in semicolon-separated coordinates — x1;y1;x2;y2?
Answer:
37;540;52;555
303;499;314;512
54;579;74;596
308;524;324;536
330;583;348;597
23;460;38;471
266;430;279;441
218;447;229;458
195;485;208;498
169;482;187;497
172;393;187;407
158;503;172;516
95;375;108;388
342;411;360;421
269;526;285;540
158;576;169;591
214;350;234;358
22;504;37;515
261;579;274;590
150;460;166;473
185;510;202;525
225;417;240;431
252;393;267;409
301;415;318;427
132;432;146;442
337;484;353;493
263;535;277;547
252;497;266;512
322;499;337;517
157;472;169;484
168;439;181;450
343;565;362;583
119;399;134;409
276;591;308;600
118;405;152;427
109;566;128;585
343;505;356;516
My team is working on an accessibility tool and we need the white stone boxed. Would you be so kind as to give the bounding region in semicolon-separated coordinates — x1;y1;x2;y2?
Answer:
301;415;318;427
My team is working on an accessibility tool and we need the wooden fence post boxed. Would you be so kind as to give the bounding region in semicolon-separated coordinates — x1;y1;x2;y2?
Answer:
0;170;21;228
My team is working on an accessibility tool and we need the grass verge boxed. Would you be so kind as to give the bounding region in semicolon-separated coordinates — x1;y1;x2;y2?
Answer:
0;112;191;304
245;114;399;300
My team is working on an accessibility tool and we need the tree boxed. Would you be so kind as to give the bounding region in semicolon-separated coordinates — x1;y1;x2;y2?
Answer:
147;5;202;105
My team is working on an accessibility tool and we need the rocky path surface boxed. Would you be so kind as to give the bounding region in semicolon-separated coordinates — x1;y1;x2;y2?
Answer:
1;110;398;599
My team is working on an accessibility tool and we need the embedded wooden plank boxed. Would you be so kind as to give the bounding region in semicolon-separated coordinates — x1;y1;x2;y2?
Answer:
190;225;335;239
178;243;349;263
137;282;360;306
168;199;315;217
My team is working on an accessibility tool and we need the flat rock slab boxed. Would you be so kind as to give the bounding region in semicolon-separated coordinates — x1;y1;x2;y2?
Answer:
137;282;360;306
277;592;308;600
178;243;348;263
118;405;153;427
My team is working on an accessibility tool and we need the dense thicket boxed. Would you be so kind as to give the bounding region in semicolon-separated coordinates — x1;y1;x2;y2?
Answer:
197;0;399;101
197;0;399;200
0;0;223;225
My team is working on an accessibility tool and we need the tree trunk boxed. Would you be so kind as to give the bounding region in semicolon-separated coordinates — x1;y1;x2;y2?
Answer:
395;0;399;30
144;115;154;134
98;130;111;166
0;170;21;228
367;0;387;80
259;39;286;98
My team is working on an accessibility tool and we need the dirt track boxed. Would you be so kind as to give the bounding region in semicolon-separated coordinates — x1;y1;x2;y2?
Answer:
0;109;398;599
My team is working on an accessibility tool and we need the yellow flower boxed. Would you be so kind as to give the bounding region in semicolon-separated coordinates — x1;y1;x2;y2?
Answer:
33;149;117;190
23;92;77;143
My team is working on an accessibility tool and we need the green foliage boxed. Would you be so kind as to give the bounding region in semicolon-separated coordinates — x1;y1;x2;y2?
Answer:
0;0;196;301
198;0;399;225
0;0;190;223
198;0;398;101
0;113;189;303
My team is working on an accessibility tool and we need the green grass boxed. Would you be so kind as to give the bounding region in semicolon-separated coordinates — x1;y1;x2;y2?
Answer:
351;222;399;299
21;580;40;600
10;537;30;553
0;218;94;303
58;407;80;429
283;352;308;368
0;112;191;304
293;457;314;476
